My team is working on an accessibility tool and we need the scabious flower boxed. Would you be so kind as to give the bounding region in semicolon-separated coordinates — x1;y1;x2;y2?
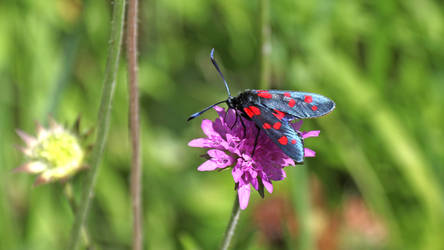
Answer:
14;119;87;186
188;106;320;209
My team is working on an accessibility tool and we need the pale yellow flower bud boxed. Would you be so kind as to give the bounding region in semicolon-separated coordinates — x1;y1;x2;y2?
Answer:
15;120;86;186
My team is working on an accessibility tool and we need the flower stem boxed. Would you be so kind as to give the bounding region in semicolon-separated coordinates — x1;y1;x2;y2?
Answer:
67;0;126;249
291;166;314;250
220;194;241;250
63;183;93;249
126;0;143;249
259;0;271;89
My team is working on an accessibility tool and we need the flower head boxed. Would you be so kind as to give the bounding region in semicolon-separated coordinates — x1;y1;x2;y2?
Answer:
188;106;320;209
15;119;87;186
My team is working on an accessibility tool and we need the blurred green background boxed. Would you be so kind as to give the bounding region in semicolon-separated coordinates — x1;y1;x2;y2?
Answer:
1;0;444;249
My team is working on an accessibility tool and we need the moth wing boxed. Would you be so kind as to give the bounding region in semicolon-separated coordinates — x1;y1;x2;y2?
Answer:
253;90;335;119
243;104;305;163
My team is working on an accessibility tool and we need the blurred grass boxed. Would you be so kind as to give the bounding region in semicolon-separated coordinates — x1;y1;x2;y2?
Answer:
1;0;444;249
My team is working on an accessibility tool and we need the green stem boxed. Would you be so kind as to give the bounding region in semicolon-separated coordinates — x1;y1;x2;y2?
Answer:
220;194;241;250
63;183;93;249
67;1;126;249
63;182;77;212
291;166;314;250
259;0;271;89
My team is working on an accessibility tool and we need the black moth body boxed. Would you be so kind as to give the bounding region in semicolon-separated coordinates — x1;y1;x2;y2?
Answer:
226;89;335;163
188;49;335;164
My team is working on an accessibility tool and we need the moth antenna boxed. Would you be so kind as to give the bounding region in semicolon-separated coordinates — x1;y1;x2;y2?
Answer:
187;100;227;121
210;48;231;97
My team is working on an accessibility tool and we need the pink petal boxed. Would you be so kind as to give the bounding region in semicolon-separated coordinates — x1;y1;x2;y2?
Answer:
197;160;219;171
34;174;51;186
304;148;316;157
292;120;303;130
16;129;37;146
207;149;226;158
188;138;206;147
241;153;252;162
251;176;259;190
282;158;295;167
302;130;320;139
266;167;287;181
201;120;218;138
207;149;234;168
13;162;46;173
222;108;238;129
262;178;273;193
226;134;242;155
248;168;258;179
15;145;32;156
188;138;218;148
238;183;251;210
232;163;243;182
214;106;226;117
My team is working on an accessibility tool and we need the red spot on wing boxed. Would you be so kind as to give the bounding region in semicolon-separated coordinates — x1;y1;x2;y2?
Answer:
304;95;313;103
258;91;272;99
243;107;254;118
288;99;296;107
249;106;261;115
262;123;271;129
291;139;297;144
273;109;285;120
273;122;282;130
311;105;318;111
284;92;291;97
278;136;288;145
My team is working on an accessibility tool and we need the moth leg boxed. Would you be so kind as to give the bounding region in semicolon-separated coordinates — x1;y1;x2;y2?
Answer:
251;125;260;157
239;115;247;137
230;111;239;129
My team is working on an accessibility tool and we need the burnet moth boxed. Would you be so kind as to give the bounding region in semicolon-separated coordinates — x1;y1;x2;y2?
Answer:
188;49;335;163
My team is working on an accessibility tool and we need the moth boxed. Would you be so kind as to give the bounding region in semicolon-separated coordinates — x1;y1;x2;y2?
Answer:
188;49;335;163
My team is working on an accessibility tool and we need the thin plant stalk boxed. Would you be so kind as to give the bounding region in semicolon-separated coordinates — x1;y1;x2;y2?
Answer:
126;0;143;249
63;183;93;249
259;0;271;89
67;0;126;249
220;195;241;250
290;166;314;250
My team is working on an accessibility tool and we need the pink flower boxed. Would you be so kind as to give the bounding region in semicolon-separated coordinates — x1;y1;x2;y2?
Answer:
188;106;320;209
